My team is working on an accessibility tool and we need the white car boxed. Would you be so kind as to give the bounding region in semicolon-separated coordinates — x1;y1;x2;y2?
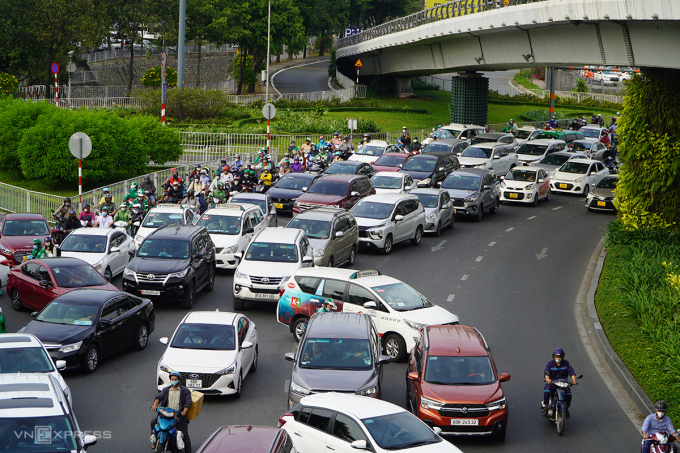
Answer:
515;139;566;165
349;141;395;164
410;188;454;235
134;205;199;248
233;227;314;310
0;334;72;405
458;142;518;175
279;393;463;453
500;166;552;205
550;158;609;196
195;204;266;270
58;228;134;281
514;126;540;146
157;311;258;397
370;172;415;194
579;125;608;143
422;123;486;145
592;71;620;86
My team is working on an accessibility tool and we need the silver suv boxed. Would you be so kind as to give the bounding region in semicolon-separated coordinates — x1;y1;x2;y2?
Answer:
351;193;426;254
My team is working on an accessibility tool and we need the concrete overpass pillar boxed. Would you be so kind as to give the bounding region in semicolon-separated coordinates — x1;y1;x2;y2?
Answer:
450;72;488;126
395;78;413;97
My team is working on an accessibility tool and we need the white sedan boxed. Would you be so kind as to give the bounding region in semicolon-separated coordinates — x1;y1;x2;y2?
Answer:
550;158;609;196
458;143;518;175
370;172;415;194
500;167;551;206
58;228;134;281
280;393;463;453
157;311;258;397
349;141;395;164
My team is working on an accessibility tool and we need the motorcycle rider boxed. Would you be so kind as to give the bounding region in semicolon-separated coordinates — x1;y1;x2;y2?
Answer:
596;113;605;126
96;188;116;208
359;133;370;146
113;203;131;228
243;170;257;192
278;160;292;177
163;169;183;191
94;206;113;228
135;190;149;213
543;348;577;418
317;136;327;150
219;166;234;185
288;140;300;155
253;149;267;167
43;237;57;257
259;168;272;188
600;129;611;147
291;157;303;173
301;138;313;155
609;117;618;146
150;371;193;453
182;189;200;209
548;116;558;130
188;175;204;194
568;118;580;130
99;194;117;217
28;238;47;260
141;175;157;206
123;182;139;203
52;197;72;220
78;204;94;227
501;119;518;133
259;156;272;171
642;401;677;453
163;181;183;203
231;176;244;194
232;154;244;171
189;164;202;180
64;210;82;231
199;170;211;188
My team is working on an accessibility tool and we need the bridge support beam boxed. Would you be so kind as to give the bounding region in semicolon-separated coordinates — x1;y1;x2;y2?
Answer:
395;78;413;97
450;72;488;126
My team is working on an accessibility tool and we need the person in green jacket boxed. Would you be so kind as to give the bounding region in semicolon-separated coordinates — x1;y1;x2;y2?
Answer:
114;203;131;227
124;182;139;203
28;238;47;260
210;182;228;205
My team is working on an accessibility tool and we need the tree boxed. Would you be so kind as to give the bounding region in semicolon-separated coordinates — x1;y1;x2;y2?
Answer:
303;0;349;57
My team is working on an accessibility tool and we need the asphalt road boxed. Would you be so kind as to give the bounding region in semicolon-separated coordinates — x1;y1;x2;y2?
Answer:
0;192;643;452
272;61;332;93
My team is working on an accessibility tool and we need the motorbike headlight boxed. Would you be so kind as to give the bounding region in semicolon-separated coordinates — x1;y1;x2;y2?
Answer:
123;268;136;277
485;397;507;411
168;268;189;279
313;249;325;257
524;184;534;190
290;382;311;396
358;385;378;396
464;196;477;203
223;245;238;254
404;319;428;332
426;213;436;220
0;307;3;316
59;341;83;354
159;360;173;373
0;245;12;254
235;270;250;282
421;396;445;410
216;362;237;375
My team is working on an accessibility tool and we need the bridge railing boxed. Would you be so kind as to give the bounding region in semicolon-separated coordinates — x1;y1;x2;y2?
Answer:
338;0;545;48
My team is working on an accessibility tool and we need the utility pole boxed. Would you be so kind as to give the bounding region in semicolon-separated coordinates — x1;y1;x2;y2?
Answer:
266;0;271;151
177;0;186;88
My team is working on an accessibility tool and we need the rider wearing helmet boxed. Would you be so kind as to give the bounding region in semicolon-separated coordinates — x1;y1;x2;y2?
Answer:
182;189;200;208
53;197;72;219
96;188;115;208
232;154;244;171
543;348;577;418
360;133;371;146
150;370;193;453
78;204;94;227
135;190;149;213
28;238;47;260
642;400;677;453
141;175;157;206
212;182;228;203
113;202;131;227
65;210;82;231
189;163;202;180
43;236;56;256
123;182;139;203
260;168;272;187
164;181;183;203
94;206;113;228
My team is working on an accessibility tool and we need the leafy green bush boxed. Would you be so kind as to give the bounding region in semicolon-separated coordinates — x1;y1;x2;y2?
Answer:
488;89;623;110
520;109;568;122
328;50;337;79
0;73;18;96
369;76;397;97
573;79;588;93
132;88;251;122
0;100;57;170
141;66;177;87
127;115;183;164
274;110;380;134
411;78;439;91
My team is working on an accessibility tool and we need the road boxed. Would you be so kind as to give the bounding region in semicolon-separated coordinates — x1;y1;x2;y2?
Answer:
0;192;643;452
272;61;331;93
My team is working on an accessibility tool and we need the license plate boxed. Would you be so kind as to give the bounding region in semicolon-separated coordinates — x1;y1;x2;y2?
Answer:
559;183;567;189
451;419;479;426
141;290;160;296
597;201;606;206
254;293;278;299
186;379;202;389
274;203;283;209
509;193;518;198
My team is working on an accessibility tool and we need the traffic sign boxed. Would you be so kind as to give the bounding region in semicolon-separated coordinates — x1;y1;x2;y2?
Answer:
69;132;92;159
355;59;363;68
262;103;276;120
51;63;59;74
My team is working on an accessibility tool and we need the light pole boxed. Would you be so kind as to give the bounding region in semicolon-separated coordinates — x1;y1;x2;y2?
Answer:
177;0;187;88
266;0;271;151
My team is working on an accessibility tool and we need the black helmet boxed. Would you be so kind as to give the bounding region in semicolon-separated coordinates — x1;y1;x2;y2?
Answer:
144;175;150;182
655;400;668;412
63;197;71;204
552;348;565;358
187;189;195;197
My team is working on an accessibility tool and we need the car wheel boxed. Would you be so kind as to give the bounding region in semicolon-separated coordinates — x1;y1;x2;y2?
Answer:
133;323;149;350
583;185;590;197
489;197;499;214
250;346;258;373
11;289;23;311
104;267;112;282
292;317;309;342
234;372;243;399
448;215;455;229
384;334;407;362
434;221;442;237
475;205;483;222
545;190;551;202
347;246;356;266
233;297;245;311
180;281;195;309
327;256;334;267
532;192;539;207
82;345;99;374
381;235;393;255
203;265;215;292
411;226;423;246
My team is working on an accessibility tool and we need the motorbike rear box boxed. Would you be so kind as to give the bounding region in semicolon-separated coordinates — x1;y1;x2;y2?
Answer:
187;390;204;420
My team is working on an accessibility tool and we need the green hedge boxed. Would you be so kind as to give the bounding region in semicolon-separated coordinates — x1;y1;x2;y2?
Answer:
488;90;623;110
0;100;57;172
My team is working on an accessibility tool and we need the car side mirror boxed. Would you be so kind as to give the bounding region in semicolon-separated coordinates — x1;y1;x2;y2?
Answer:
493;155;501;160
500;373;511;382
394;215;404;222
363;301;377;309
398;163;403;168
302;256;313;264
241;341;254;349
335;230;344;238
378;355;391;365
441;204;450;209
499;175;505;180
538;179;544;183
438;167;445;172
301;186;308;192
31;311;38;318
110;246;120;253
432;427;442;435
284;352;296;362
128;250;136;258
159;337;169;345
483;185;492;191
83;434;98;448
350;440;368;450
56;360;66;371
193;252;204;260
100;318;113;327
350;191;360;197
407;371;419;381
435;182;442;188
38;280;52;289
243;227;254;235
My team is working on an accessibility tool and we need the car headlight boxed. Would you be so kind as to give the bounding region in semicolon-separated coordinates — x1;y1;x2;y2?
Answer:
93;262;103;270
0;245;12;254
279;277;291;289
290;382;311;396
168;268;189;279
123;268;136;277
294;201;300;207
313;249;325;257
404;319;428;332
223;245;238;254
426;213;436;221
59;341;83;354
358;385;378;396
464;196;477;203
417;178;431;187
330;204;340;208
500;181;506;188
235;270;250;282
159;360;173;373
216;363;237;375
474;164;486;168
524;184;534;190
486;397;507;411
574;177;583;183
135;234;144;242
421;396;445;410
369;229;383;239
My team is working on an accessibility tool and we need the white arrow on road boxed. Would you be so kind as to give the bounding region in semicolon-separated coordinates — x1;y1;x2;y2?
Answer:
535;247;549;260
431;240;446;252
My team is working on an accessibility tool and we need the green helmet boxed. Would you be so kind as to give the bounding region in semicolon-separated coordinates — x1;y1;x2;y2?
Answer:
217;181;224;188
137;189;145;197
131;182;138;190
32;238;42;246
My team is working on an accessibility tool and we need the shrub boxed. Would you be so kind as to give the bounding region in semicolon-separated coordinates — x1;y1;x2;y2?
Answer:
0;73;18;97
411;78;440;91
132;88;250;122
328;50;337;79
520;109;568;122
488;90;623;110
127;115;183;164
141;67;177;87
0;100;57;170
369;75;397;97
573;79;588;93
274;110;380;134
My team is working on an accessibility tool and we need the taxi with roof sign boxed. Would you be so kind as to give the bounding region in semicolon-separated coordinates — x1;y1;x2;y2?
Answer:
277;268;459;362
195;203;267;269
133;204;200;249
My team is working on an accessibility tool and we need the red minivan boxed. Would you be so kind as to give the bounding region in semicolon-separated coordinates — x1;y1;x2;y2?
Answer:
293;174;375;214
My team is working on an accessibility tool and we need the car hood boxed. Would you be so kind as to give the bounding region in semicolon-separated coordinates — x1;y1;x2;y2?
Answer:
60;251;107;266
591;187;614;198
297;193;345;204
308;238;330;251
399;170;433;181
269;187;305;200
443;188;478;199
21;320;91;345
209;234;240;249
237;259;301;277
355;217;390;228
458;157;489;166
402;305;459;325
293;367;378;393
128;258;190;274
423;207;438;217
0;236;36;252
162;347;237;373
516;154;543;163
372;165;400;173
533;163;560;173
580;138;599;143
136;226;157;239
502;180;534;190
422;382;503;406
553;171;586;181
374;188;403;195
349;155;377;164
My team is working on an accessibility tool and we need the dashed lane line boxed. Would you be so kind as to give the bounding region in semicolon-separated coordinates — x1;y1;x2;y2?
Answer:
475;256;483;262
489;241;496;246
528;216;537;220
505;227;514;232
447;294;455;302
552;206;563;210
461;274;469;281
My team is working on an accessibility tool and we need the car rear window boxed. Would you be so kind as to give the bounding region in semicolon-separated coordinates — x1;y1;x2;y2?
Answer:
374;155;407;167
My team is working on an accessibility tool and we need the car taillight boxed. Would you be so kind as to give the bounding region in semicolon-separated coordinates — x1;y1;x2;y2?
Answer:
279;289;285;297
278;413;293;427
0;260;8;266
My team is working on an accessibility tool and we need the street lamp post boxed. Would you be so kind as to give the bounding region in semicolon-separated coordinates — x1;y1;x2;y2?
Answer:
266;0;271;152
177;0;187;88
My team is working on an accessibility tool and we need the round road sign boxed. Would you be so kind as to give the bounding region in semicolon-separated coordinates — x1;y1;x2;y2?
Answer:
262;103;276;120
51;63;59;74
69;132;92;159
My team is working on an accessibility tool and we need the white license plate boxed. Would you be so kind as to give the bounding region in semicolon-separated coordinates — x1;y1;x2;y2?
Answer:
451;419;479;426
141;290;160;296
186;379;202;388
254;293;278;299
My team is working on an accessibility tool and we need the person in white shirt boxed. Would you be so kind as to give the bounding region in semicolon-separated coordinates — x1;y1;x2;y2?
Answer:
219;166;234;185
94;206;114;228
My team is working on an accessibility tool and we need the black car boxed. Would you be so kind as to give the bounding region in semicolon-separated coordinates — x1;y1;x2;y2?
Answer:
19;289;155;373
398;152;460;188
267;173;322;214
324;161;376;177
421;138;468;155
123;224;216;309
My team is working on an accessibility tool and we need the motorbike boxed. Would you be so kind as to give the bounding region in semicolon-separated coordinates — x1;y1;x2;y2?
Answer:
307;155;329;174
151;407;184;453
51;215;68;245
130;207;144;237
113;220;130;235
542;374;583;435
642;431;677;453
604;156;618;174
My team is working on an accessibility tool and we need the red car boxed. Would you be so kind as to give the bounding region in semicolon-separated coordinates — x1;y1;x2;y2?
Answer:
0;213;51;265
8;257;118;312
293;174;376;213
196;425;295;453
371;152;413;172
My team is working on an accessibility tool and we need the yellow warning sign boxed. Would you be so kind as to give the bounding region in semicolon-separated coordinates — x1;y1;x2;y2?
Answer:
355;59;363;67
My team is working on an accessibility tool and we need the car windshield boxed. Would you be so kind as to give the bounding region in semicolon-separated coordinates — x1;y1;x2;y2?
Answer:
0;347;55;373
596;177;617;189
539;154;570;166
137;239;190;259
402;158;436;172
355;145;384;156
36;300;100;326
374;155;407;167
570;142;591;152
558;162;589;174
470;136;498;145
515;129;535;139
245;242;299;263
415;194;439;208
371;282;433;311
460;147;491;159
0;416;78;451
535;132;558;140
286;218;331;239
142;212;185;228
299;338;372;370
326;163;359;174
442;174;480;191
581;128;600;138
424;356;496;385
275;175;313;190
50;264;108;288
362;412;440;450
371;176;402;189
59;235;107;253
505;169;537;182
307;181;348;197
517;143;548;156
2;220;49;236
170;323;236;350
232;197;267;214
431;129;459;139
196;214;241;235
352;201;394;220
422;143;452;153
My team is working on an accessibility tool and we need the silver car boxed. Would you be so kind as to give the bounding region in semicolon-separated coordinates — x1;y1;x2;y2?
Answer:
230;192;278;227
410;188;454;236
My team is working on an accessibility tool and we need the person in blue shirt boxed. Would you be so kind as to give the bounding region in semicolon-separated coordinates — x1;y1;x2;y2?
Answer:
232;154;244;171
542;348;577;418
642;400;677;453
548;116;558;130
317;136;326;150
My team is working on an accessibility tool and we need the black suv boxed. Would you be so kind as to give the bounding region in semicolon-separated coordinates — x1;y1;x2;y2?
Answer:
123;225;216;308
398;152;460;188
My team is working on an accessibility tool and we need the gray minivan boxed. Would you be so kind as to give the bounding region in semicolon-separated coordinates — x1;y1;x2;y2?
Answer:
284;312;390;407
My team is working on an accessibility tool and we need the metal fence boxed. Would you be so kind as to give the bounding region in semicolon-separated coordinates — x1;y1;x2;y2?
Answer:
83;44;237;65
0;183;65;222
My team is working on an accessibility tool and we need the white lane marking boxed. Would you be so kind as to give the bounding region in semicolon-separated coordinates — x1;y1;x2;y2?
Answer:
535;247;549;260
284;379;290;393
489;241;496;246
476;256;483;262
552;206;563;210
505;227;514;232
461;274;469;281
447;294;455;302
431;240;446;252
528;216;537;220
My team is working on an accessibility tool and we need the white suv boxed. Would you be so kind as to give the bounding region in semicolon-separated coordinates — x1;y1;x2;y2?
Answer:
233;227;314;310
351;193;426;255
134;205;199;248
422;123;487;145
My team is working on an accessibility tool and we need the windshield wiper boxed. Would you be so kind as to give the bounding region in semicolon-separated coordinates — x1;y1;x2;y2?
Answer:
400;440;438;449
425;380;451;385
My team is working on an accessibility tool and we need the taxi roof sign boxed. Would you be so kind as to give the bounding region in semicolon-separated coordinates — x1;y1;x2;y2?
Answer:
355;59;363;67
350;269;382;279
215;203;245;211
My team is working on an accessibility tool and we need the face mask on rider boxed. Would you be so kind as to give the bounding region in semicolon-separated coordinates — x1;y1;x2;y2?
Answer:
33;245;37;249
170;380;179;387
555;357;562;364
657;411;665;419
